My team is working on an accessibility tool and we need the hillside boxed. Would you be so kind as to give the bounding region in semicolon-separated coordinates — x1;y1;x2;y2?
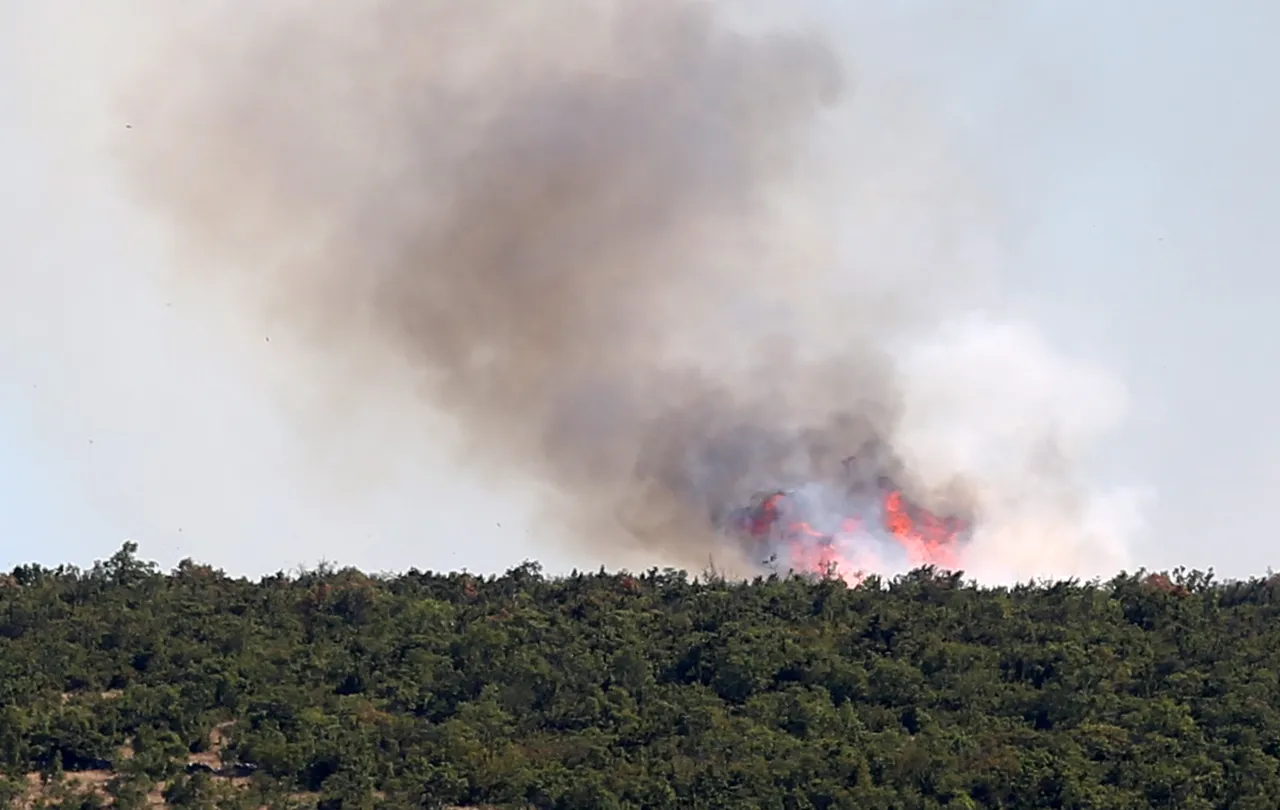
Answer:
2;543;1280;809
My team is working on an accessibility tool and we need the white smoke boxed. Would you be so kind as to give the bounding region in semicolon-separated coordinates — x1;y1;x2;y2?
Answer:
891;315;1145;580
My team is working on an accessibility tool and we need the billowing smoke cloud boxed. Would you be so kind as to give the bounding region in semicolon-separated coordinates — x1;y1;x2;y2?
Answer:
104;0;1145;580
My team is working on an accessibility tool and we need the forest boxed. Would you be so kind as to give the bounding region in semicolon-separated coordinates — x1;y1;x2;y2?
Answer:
2;542;1280;809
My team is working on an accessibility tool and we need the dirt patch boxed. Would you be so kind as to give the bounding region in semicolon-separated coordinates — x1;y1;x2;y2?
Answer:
16;769;114;810
59;689;125;705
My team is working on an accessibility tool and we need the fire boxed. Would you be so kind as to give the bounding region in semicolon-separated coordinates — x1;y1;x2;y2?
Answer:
729;484;969;585
882;490;964;570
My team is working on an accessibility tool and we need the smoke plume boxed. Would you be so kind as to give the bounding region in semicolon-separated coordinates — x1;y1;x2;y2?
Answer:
106;0;1144;579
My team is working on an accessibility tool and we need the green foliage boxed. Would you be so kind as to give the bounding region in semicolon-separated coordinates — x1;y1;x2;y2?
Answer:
106;772;153;810
3;544;1280;807
0;775;23;809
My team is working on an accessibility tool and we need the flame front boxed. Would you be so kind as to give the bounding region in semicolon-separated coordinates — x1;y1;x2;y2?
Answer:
732;486;968;584
882;490;963;570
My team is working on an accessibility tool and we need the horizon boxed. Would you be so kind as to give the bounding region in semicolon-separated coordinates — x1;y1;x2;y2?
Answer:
5;539;1259;592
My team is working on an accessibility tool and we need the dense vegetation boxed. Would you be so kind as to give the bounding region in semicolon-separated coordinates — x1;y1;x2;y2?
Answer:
3;543;1280;809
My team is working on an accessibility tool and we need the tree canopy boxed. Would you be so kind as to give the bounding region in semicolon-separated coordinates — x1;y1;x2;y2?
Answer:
2;542;1280;809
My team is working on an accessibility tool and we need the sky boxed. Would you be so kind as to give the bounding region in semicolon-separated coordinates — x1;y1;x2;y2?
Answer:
1;1;1279;581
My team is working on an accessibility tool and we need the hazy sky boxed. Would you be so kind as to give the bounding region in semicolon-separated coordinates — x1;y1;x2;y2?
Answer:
2;1;1278;581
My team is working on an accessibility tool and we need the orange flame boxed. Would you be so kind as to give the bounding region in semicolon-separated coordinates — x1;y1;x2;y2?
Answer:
737;486;967;584
882;490;962;569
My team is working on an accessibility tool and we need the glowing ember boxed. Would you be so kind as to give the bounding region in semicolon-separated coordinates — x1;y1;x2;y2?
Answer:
728;481;970;584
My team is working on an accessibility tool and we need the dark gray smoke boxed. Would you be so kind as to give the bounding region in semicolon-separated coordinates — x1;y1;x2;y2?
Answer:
108;0;1140;578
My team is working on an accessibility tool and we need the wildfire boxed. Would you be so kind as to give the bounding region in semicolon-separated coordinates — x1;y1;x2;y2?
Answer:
882;490;964;570
729;483;969;585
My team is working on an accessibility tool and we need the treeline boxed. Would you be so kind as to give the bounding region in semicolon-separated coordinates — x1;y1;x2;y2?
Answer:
3;542;1280;809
